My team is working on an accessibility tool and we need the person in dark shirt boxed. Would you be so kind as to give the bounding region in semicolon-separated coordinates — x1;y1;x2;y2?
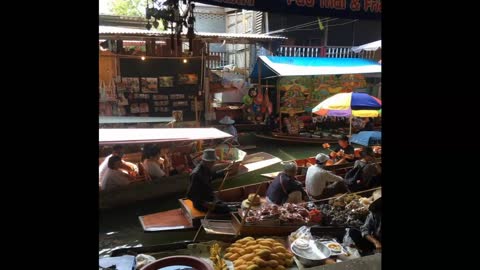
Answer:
186;149;231;214
266;161;308;205
360;118;375;131
347;190;382;256
330;135;355;164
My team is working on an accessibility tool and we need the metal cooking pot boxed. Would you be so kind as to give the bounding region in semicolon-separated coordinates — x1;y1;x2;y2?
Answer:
291;240;332;267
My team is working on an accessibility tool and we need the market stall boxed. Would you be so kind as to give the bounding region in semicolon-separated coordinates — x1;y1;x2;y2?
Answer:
248;56;381;140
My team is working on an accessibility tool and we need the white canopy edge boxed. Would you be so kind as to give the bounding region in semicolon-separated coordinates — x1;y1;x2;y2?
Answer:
99;128;232;145
352;40;382;53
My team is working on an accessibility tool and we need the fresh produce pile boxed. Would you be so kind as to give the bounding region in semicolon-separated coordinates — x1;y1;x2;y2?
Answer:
317;194;371;227
244;203;310;224
224;237;294;270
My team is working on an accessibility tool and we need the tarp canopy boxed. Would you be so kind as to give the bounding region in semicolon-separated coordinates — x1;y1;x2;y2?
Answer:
250;56;381;81
350;131;382;146
352;40;381;53
99;128;232;145
194;1;381;20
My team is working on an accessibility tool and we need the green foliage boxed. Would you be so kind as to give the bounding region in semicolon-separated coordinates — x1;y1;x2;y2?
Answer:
108;0;164;30
109;0;145;17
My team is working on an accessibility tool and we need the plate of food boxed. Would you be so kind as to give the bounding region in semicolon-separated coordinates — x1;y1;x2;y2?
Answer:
326;242;342;253
293;238;311;250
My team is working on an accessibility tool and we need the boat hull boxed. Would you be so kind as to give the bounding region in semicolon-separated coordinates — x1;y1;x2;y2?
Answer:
255;132;338;144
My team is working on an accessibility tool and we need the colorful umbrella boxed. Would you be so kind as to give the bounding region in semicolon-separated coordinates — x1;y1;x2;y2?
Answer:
312;92;382;117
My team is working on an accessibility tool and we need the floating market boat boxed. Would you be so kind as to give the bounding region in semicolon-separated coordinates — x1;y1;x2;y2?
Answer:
99;128;282;209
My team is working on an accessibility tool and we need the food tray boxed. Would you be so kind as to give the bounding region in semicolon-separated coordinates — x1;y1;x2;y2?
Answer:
318;239;348;256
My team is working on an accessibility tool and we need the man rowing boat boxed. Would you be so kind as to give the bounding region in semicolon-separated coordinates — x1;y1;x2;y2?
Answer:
186;149;233;214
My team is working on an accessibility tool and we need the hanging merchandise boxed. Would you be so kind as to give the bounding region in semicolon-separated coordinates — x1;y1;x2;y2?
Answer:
253;103;260;113
242;94;253;106
254;87;264;105
99;80;106;99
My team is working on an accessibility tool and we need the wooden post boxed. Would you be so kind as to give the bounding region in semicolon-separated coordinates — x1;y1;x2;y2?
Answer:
277;79;282;133
258;57;262;125
349;115;353;136
195;96;199;126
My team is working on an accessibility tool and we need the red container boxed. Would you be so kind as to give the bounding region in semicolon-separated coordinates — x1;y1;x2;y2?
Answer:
140;256;214;270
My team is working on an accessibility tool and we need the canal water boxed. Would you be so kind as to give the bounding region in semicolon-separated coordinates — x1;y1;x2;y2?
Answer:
99;133;331;256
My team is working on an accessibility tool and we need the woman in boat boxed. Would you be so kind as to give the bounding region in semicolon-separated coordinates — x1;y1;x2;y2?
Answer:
266;161;308;205
330;135;355;165
186;149;233;214
347;190;382;256
305;153;349;200
100;155;136;191
99;144;137;183
142;144;167;180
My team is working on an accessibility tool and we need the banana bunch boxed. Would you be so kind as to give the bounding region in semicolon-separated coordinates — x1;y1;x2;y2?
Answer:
210;243;228;270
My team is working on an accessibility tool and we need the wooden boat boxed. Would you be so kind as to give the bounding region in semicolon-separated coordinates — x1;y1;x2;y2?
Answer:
255;132;339;144
108;241;381;270
260;155;381;181
139;159;381;235
99;128;282;209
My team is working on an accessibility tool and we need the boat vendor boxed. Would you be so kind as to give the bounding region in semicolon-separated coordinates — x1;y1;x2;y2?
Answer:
186;149;233;214
329;135;355;165
100;156;136;191
142;144;167;180
219;116;239;145
352;147;382;189
305;153;349;200
360;118;375;131
346;190;382;256
266;161;309;205
99;144;137;182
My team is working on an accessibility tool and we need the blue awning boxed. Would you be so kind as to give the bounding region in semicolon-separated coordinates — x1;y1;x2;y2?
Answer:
350;131;382;147
250;56;381;81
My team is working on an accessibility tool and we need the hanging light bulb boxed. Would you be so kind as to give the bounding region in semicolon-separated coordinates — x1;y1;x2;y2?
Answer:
141;56;146;61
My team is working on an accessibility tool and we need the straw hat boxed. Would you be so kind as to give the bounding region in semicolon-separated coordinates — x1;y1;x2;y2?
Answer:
241;193;262;209
219;116;235;125
281;161;297;171
202;149;218;162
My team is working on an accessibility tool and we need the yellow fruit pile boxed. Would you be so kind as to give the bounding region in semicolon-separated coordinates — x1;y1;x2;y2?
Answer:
210;243;228;270
224;237;294;270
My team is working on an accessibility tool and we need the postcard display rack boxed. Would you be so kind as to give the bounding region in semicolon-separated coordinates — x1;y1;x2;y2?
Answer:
113;58;202;121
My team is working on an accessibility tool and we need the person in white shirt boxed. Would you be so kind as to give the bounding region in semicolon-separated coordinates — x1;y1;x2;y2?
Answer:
142;144;167;180
100;155;135;191
305;153;348;200
99;144;137;183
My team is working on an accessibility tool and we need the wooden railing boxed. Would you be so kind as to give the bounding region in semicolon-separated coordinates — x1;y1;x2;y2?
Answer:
208;51;228;69
278;45;323;57
278;45;378;59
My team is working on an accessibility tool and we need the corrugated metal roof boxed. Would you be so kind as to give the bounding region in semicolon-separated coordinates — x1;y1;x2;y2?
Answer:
99;26;286;40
